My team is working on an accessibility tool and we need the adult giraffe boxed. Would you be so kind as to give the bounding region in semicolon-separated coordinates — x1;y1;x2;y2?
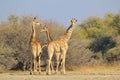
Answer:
29;17;42;75
43;18;77;75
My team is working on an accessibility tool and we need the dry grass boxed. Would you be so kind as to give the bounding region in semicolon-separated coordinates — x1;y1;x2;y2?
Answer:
0;65;120;80
74;64;120;74
0;70;120;80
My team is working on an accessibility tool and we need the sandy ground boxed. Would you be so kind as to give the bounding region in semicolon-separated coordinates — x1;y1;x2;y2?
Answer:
0;71;120;80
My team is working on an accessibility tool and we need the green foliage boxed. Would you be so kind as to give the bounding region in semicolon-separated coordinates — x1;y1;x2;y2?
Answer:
81;16;103;28
89;36;116;54
110;14;120;32
8;14;18;26
103;13;113;26
106;45;120;62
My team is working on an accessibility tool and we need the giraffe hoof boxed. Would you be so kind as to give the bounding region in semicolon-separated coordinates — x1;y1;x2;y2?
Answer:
46;72;51;75
52;70;55;74
30;72;33;75
39;72;41;75
46;73;49;75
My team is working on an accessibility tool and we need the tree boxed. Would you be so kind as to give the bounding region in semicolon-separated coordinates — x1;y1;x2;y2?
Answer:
89;36;116;59
8;14;18;26
110;14;120;33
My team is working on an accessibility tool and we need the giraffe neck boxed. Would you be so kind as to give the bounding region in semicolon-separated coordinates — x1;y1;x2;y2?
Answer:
46;29;53;42
64;24;75;42
31;24;36;42
32;25;36;37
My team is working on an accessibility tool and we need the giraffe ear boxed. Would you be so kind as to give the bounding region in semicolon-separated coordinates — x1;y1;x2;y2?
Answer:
33;16;37;20
33;17;36;20
76;19;77;22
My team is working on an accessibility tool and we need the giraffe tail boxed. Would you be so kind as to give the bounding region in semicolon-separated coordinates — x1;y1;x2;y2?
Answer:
41;44;48;50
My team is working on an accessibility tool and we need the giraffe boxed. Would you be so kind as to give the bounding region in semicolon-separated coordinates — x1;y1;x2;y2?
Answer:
40;26;55;73
29;17;42;75
42;18;77;75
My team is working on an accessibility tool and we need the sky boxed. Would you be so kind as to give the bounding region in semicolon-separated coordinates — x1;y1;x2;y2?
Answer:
0;0;120;26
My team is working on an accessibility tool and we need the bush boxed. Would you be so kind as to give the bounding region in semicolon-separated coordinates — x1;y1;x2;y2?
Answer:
0;15;65;70
106;46;120;62
66;39;94;70
89;36;116;58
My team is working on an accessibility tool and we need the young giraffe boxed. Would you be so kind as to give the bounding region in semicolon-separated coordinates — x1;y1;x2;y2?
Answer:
44;18;77;75
40;26;54;73
29;17;42;75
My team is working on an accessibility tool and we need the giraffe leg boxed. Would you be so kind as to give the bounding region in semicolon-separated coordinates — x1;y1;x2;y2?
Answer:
46;57;52;75
38;54;41;74
46;58;52;75
46;48;54;75
61;50;67;74
30;56;33;75
55;52;60;74
38;45;42;74
51;61;55;73
32;47;37;74
62;55;66;74
46;59;49;74
33;57;37;73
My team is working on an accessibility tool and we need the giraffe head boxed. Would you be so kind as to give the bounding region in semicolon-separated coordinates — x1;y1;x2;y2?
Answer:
71;18;77;25
32;17;42;26
40;25;49;32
